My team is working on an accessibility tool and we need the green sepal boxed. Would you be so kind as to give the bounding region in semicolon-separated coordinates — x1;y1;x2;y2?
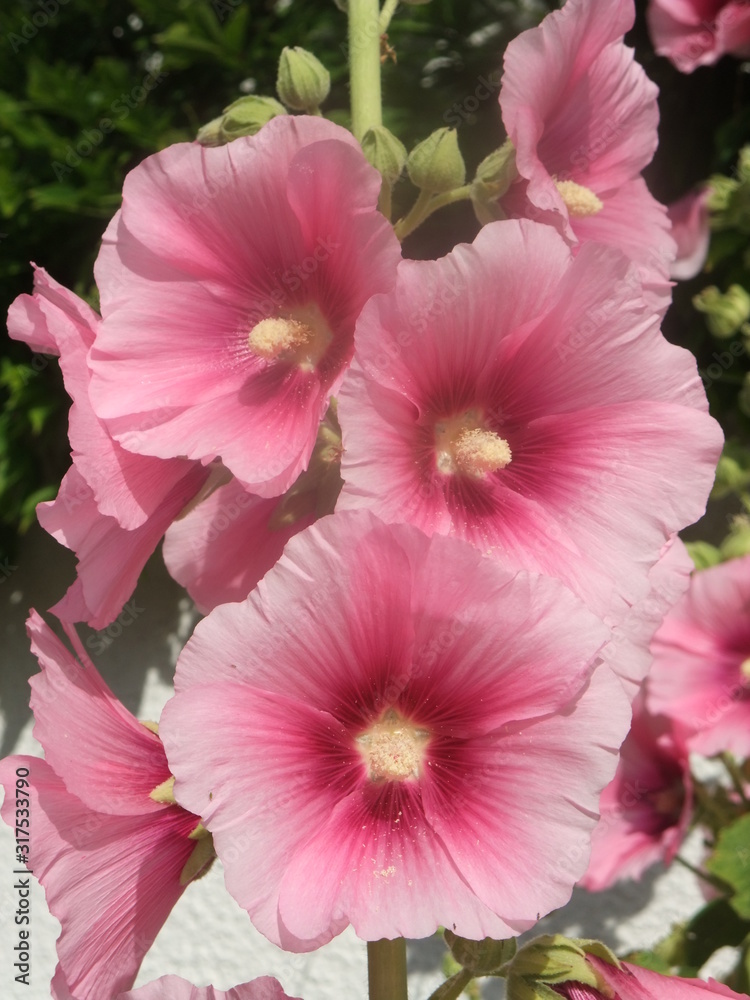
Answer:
407;128;466;194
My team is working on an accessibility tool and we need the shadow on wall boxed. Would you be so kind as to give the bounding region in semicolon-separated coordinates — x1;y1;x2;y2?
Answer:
0;522;196;758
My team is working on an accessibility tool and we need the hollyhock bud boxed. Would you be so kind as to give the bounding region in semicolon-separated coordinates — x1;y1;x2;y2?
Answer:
215;95;288;143
276;46;331;112
693;284;750;339
444;930;516;975
507;937;745;999
361;125;408;185
407;127;466;193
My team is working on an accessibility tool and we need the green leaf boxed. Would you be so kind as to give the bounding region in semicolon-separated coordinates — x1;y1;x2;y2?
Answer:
706;817;750;918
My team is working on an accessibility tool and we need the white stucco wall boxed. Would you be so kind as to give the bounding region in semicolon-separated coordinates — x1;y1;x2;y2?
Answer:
0;526;729;1000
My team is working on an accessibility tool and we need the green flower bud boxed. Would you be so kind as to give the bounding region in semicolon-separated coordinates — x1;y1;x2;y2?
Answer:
693;284;750;338
277;46;331;112
474;139;517;196
444;930;516;975
222;96;287;140
707;174;738;214
196;97;287;146
361;126;408;185
505;935;620;1000
721;514;750;559
196;115;226;147
407;127;466;194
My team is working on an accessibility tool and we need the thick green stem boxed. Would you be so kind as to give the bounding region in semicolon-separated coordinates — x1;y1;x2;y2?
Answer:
348;0;383;141
368;938;408;1000
394;185;473;241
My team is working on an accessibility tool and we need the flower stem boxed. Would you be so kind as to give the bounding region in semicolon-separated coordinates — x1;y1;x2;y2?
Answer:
379;0;400;33
425;968;474;1000
394;185;473;241
348;0;383;141
368;938;408;1000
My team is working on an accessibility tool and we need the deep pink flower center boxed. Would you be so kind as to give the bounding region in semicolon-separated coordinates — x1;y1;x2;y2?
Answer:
434;410;512;477
248;302;332;370
356;709;430;782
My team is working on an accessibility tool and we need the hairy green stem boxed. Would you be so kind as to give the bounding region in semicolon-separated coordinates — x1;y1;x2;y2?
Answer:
379;0;400;33
394;184;473;241
368;938;408;1000
348;0;383;140
425;968;474;1000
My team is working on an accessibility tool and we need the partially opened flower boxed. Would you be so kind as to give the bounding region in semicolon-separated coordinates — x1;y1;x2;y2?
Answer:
648;0;750;73
118;975;301;999
668;187;711;281
647;553;750;757
89;115;401;498
7;265;210;628
0;612;215;1000
161;510;631;951
337;219;721;664
580;693;692;891
508;935;743;998
498;0;674;302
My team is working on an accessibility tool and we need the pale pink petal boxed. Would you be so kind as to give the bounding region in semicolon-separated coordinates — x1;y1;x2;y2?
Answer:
581;697;692;891
277;779;516;944
647;553;750;755
7;264;97;354
25;610;170;815
118;976;301;1000
163;478;315;613
421;664;631;926
171;511;416;700
603;535;694;697
38;463;208;628
589;955;746;997
0;757;197;1000
162;682;359;951
668;186;710;281
648;0;750;71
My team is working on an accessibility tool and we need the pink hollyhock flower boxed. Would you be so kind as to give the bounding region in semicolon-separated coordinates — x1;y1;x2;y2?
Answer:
337;219;722;677
498;0;675;302
580;694;692;891
668;187;711;280
549;954;743;997
7;265;210;628
163;406;342;612
89;116;401;498
648;0;750;73
161;510;631;951
0;611;214;1000
118;976;301;999
647;553;750;757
